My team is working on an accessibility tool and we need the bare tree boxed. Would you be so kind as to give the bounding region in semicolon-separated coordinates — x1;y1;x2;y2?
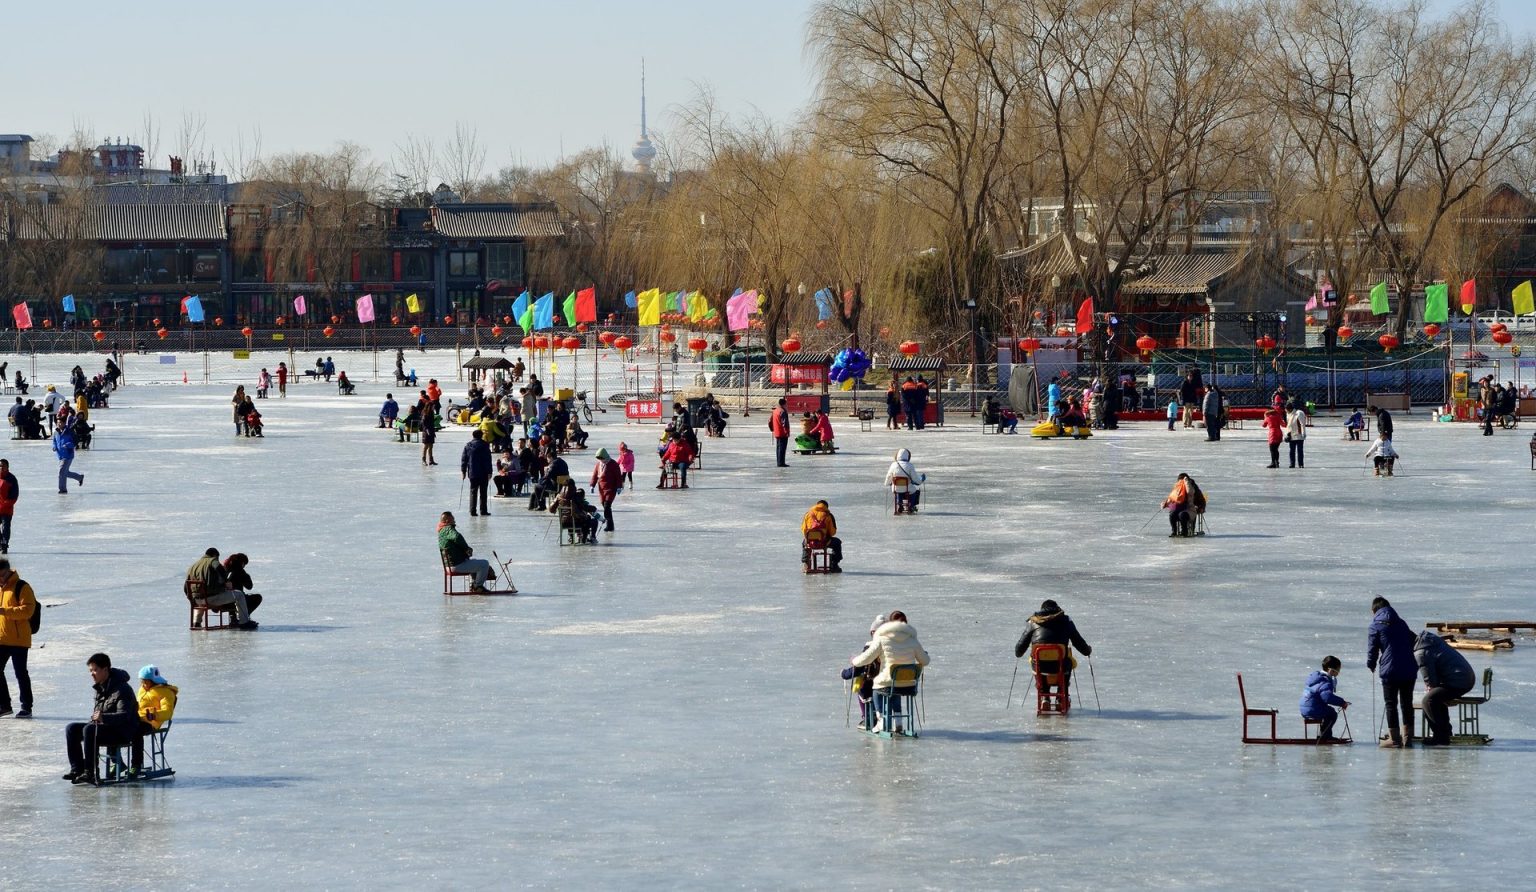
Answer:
442;122;487;199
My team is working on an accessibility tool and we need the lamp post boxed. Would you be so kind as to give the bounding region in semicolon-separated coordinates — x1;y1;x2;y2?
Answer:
966;297;979;416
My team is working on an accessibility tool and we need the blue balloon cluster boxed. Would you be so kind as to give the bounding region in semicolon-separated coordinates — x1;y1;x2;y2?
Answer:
829;348;872;383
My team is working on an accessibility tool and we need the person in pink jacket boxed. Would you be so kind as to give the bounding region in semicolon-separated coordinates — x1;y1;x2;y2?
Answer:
1263;407;1285;469
616;442;635;487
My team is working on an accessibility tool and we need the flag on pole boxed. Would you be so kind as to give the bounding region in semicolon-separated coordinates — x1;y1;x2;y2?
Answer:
1460;279;1476;314
533;292;555;330
511;291;531;332
61;294;75;313
12;303;32;330
1075;297;1094;335
687;291;708;323
356;294;376;323
575;287;597;323
1511;279;1532;315
1369;282;1389;315
727;290;757;331
185;296;206;323
624;290;637;309
293;295;308;316
673;291;689;313
562;292;577;328
1423;283;1448;323
813;288;833;321
405;293;422;314
637;288;661;326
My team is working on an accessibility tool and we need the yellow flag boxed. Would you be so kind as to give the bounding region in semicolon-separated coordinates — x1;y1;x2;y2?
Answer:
637;288;661;326
687;290;708;323
405;293;421;314
1513;280;1535;316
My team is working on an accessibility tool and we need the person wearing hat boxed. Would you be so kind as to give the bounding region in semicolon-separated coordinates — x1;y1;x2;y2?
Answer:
841;615;886;729
134;665;178;773
1013;600;1093;691
589;448;624;532
851;611;930;733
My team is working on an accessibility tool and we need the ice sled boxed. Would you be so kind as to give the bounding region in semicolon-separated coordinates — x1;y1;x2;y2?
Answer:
1031;421;1092;439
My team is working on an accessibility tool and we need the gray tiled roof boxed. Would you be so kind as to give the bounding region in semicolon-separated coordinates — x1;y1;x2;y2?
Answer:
430;206;564;239
1119;252;1245;294
13;203;227;241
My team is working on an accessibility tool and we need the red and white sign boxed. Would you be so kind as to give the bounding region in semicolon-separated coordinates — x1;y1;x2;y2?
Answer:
625;399;665;420
770;364;827;385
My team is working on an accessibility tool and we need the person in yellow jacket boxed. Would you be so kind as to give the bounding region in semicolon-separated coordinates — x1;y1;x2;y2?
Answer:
0;558;37;718
136;665;178;731
800;500;843;572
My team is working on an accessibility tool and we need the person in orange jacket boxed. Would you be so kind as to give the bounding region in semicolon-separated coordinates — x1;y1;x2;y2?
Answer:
801;500;843;571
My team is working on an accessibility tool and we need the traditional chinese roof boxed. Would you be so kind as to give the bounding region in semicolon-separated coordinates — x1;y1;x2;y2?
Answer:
775;352;834;366
430;205;564;239
13;202;227;241
888;356;946;371
463;357;515;370
1118;252;1246;294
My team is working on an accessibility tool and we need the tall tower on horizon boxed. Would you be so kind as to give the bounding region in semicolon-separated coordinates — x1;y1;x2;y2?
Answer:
631;59;657;174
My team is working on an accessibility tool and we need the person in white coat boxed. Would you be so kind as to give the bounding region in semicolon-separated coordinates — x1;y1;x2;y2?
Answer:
883;448;925;513
850;611;931;732
1285;404;1308;468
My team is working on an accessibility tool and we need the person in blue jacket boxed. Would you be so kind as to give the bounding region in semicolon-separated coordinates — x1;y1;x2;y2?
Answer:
1365;596;1418;748
378;393;399;429
1299;655;1351;742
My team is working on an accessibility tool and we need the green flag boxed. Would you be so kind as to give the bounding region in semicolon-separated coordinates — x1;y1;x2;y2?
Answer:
1423;283;1449;323
562;292;577;328
1370;281;1390;316
518;302;534;333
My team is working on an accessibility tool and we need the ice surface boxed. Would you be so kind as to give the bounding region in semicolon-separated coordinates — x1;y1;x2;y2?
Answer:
1;350;1534;889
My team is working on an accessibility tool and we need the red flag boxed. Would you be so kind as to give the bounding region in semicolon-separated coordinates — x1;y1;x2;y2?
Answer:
1075;297;1095;335
11;303;32;331
1460;279;1476;313
574;286;597;323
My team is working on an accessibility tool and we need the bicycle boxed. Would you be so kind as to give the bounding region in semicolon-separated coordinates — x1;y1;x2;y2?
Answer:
576;390;602;423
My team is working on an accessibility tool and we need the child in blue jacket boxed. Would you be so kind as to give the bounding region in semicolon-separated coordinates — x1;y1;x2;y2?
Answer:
1299;655;1351;742
1166;399;1179;431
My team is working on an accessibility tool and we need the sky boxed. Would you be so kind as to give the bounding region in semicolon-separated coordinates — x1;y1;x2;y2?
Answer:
6;0;1533;180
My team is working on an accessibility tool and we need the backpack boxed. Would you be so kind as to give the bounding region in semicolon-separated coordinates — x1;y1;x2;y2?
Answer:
22;580;38;634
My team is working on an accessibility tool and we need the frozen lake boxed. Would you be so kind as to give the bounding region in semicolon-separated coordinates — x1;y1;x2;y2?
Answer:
1;350;1533;890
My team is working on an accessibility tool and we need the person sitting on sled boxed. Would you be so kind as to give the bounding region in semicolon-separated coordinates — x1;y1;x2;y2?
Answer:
884;448;924;513
1013;599;1093;691
1299;655;1350;742
550;480;600;543
1162;472;1207;537
801;500;843;572
1344;408;1366;441
840;615;885;730
1364;432;1397;476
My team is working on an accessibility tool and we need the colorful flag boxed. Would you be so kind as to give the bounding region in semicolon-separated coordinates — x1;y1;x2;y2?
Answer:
405;293;422;314
1423;283;1448;323
1460;279;1476;314
624;290;637;309
61;294;75;313
293;295;307;316
575;287;597;323
1075;297;1094;335
511;291;531;332
11;303;32;330
533;292;555;330
1369;282;1389;315
184;296;205;323
1514;281;1535;316
673;290;688;313
356;294;375;323
687;291;708;323
813;288;833;321
637;288;661;326
727;289;757;331
562;292;577;328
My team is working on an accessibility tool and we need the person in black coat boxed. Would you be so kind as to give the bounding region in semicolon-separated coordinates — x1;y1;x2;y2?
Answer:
460;430;493;516
63;653;141;784
1368;405;1393;440
1013;600;1093;688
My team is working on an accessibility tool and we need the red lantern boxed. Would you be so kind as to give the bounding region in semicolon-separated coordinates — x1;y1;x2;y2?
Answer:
687;337;708;353
443;315;454;325
613;335;634;351
152;318;161;327
1136;335;1157;356
323;326;335;337
214;317;224;327
1491;322;1508;333
1337;325;1354;340
275;316;286;327
1491;330;1513;346
42;319;53;329
330;315;340;324
521;336;534;349
660;330;677;344
1256;335;1276;354
503;315;513;325
577;322;588;333
156;327;168;339
599;331;616;345
1017;337;1041;354
534;335;549;350
93;330;105;341
1378;333;1400;353
241;326;254;338
391;315;400;325
91;319;101;329
1305;315;1315;326
410;325;422;337
1423;323;1441;338
899;341;921;356
491;325;504;337
781;337;802;353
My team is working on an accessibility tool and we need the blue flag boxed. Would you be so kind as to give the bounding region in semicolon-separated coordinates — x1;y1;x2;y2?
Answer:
813;288;833;321
511;291;530;332
533;292;555;330
185;296;205;323
61;294;76;313
624;290;637;309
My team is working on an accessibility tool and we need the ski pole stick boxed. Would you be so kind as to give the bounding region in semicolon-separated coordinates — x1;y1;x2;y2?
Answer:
1006;659;1019;709
1138;507;1164;532
1088;656;1102;714
1342;706;1353;742
459;475;466;508
845;681;852;727
1371;672;1377;739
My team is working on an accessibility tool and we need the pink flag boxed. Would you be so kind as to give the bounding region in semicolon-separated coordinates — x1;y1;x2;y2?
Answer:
293;295;307;316
355;294;375;323
11;303;32;331
727;290;757;331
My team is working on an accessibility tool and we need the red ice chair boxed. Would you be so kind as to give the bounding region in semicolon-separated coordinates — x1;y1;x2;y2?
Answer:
802;529;832;574
1032;643;1071;715
1236;673;1278;742
441;551;476;595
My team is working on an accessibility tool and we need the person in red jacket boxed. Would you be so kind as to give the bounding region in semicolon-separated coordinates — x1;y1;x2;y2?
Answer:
1263;406;1285;469
590;448;624;531
769;398;791;467
660;436;695;489
0;459;16;554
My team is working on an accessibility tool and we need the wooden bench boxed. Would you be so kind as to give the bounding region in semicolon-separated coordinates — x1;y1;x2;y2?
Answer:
1366;392;1411;413
186;580;231;630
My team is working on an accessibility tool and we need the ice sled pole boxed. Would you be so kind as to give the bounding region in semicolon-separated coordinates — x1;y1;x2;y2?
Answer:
1088;656;1101;714
1006;659;1019;709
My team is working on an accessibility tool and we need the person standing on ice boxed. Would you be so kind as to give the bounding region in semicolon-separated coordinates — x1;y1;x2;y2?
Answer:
1262;406;1284;468
52;424;84;494
769;398;791;467
1299;656;1350;742
884;449;924;513
1201;384;1224;441
0;459;17;554
461;430;493;516
1013;600;1092;690
589;448;623;532
1285;401;1307;468
1366;596;1418;748
1368;404;1393;440
276;362;288;398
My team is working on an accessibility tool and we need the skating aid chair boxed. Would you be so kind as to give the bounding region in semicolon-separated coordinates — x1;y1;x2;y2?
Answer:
875;664;923;738
802;529;832;574
1031;643;1071;715
890;476;911;513
441;551;477;594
